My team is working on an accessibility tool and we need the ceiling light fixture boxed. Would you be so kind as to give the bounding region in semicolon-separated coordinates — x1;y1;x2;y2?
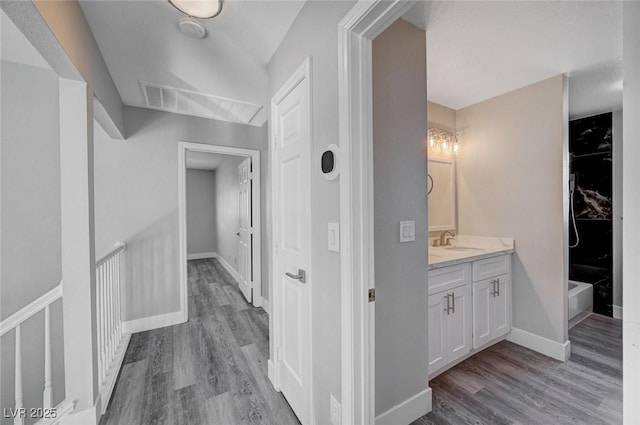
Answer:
169;0;223;19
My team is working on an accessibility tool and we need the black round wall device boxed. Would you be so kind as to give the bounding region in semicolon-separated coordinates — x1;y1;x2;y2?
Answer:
321;144;339;181
321;151;335;173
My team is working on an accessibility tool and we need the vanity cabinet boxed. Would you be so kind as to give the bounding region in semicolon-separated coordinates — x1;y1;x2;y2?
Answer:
472;274;510;349
428;252;512;377
428;264;472;375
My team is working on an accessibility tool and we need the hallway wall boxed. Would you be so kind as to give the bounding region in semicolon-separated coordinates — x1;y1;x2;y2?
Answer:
94;107;268;321
186;169;217;256
1;60;66;425
266;1;354;423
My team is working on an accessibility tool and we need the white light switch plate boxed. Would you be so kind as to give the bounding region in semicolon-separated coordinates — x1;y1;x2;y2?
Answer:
399;220;415;242
328;222;340;252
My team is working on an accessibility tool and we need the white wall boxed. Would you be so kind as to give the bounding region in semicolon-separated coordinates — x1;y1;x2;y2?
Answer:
266;1;354;423
612;110;623;313
1;60;66;424
213;156;244;269
623;2;640;421
94;106;267;321
456;75;568;344
372;20;429;418
186;169;216;256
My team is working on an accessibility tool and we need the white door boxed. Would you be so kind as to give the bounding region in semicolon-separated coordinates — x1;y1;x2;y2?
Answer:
447;284;472;364
473;278;492;349
428;292;449;375
272;64;311;424
237;157;252;302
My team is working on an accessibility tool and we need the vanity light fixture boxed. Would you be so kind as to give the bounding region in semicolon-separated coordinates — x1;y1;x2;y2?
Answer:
169;0;223;19
427;128;459;155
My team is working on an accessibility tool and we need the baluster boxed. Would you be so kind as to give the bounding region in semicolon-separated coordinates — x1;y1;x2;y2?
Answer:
97;269;103;385
111;257;117;359
115;254;121;343
43;305;53;409
15;324;24;425
100;266;107;383
107;258;114;363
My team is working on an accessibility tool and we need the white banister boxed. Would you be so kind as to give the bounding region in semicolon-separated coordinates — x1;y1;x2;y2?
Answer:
95;242;131;414
15;324;24;425
43;305;53;409
0;285;62;337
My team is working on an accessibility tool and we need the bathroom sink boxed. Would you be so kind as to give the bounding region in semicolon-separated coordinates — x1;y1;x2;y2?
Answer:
443;245;484;252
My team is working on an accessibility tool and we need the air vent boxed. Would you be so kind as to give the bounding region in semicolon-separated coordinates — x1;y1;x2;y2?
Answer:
140;81;263;125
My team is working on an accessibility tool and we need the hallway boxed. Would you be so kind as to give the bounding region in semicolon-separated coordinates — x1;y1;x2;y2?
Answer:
100;258;299;425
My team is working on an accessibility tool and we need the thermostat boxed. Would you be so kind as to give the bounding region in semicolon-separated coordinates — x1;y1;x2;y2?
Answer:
321;144;339;181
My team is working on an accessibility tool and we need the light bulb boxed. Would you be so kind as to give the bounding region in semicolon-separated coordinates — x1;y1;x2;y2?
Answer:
453;142;459;155
441;140;448;152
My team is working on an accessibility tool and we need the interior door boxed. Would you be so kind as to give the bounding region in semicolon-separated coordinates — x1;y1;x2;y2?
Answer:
273;71;311;424
237;157;252;302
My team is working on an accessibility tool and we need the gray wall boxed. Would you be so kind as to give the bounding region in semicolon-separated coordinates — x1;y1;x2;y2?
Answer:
266;1;354;423
214;156;244;269
372;20;429;417
456;75;567;344
94;106;268;321
186;169;217;255
1;61;65;424
623;3;640;421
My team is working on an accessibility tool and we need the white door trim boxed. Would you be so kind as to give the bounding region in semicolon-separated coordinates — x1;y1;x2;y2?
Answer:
269;57;314;423
178;142;263;320
337;2;417;424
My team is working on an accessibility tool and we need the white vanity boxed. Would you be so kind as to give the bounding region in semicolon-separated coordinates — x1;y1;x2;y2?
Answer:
428;235;514;378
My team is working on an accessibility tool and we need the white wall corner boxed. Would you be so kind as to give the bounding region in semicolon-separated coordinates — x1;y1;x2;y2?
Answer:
375;387;432;425
186;252;216;261
507;327;571;362
122;310;186;334
614;305;623;320
267;359;277;390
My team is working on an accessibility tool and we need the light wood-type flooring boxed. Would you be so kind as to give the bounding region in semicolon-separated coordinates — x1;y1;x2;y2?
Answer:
413;313;622;425
99;258;300;425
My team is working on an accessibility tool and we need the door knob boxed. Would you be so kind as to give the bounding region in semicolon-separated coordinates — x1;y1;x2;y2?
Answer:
235;232;240;236
285;269;306;283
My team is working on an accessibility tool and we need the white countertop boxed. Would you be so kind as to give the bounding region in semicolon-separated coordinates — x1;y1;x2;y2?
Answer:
428;235;514;270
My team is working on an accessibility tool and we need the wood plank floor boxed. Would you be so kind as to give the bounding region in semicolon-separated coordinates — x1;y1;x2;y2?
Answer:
100;258;300;425
413;313;622;425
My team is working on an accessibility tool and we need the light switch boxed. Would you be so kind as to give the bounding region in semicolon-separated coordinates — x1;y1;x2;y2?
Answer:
399;221;415;242
328;222;340;252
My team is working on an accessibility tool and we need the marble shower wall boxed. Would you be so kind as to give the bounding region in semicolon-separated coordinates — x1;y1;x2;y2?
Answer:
569;112;613;317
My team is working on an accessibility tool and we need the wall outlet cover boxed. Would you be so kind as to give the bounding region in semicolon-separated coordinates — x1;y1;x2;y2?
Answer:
329;394;341;425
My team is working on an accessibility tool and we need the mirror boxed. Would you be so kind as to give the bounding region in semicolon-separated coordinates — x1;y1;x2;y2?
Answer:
428;157;456;231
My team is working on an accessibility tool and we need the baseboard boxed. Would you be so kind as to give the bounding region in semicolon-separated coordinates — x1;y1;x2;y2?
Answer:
212;252;243;284
375;387;432;425
261;297;271;315
38;399;75;425
60;399;95;425
613;305;623;319
268;359;277;390
187;252;216;260
507;327;571;362
122;309;186;334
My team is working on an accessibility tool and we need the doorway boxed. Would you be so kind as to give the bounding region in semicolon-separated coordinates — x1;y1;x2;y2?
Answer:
178;142;263;314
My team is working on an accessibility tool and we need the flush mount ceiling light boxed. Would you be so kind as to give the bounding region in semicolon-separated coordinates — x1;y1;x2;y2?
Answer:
169;0;223;19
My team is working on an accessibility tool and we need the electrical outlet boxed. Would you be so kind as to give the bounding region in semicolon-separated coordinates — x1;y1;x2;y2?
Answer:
330;394;341;425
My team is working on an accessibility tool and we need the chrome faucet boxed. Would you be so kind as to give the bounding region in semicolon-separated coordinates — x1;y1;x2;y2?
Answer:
438;230;456;247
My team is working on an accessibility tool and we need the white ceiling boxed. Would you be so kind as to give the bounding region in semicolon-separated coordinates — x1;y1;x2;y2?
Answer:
80;0;306;126
403;1;623;117
186;151;238;170
1;8;50;69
